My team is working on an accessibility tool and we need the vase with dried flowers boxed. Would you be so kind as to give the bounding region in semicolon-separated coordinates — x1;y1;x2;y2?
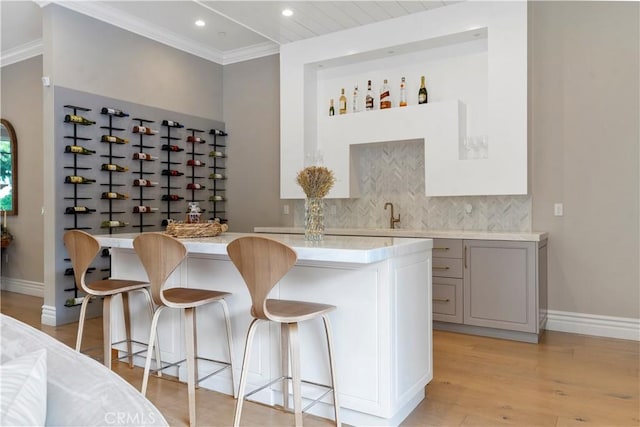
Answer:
296;166;335;241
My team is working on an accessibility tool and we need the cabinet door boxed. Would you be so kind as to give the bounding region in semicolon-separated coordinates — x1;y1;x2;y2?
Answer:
463;240;537;333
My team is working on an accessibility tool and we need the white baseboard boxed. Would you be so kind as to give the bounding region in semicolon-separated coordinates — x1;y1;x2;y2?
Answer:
41;305;56;326
546;309;640;341
0;277;44;298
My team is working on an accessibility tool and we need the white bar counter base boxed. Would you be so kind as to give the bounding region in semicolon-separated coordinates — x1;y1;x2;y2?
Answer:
94;232;433;427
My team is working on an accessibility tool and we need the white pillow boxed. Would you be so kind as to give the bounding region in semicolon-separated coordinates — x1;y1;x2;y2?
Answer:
0;349;48;426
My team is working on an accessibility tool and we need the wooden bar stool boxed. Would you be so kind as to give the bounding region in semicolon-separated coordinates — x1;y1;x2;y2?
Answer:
227;235;340;427
63;230;161;370
133;232;236;427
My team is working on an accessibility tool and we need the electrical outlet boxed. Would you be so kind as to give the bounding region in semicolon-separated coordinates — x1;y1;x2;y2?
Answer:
283;204;289;215
554;203;564;217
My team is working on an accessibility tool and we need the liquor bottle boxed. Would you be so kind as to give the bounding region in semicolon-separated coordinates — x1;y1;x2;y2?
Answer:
133;206;159;213
187;159;205;167
418;75;428;104
380;79;391;109
65;145;95;155
352;85;359;113
133;179;158;187
133;126;159;135
187;183;205;190
133;152;158;161
101;163;128;172
101;220;128;228
101;107;129;117
162;120;184;128
161;144;184;152
329;99;335;117
161;169;184;176
101;135;129;144
65;206;96;214
399;77;407;107
209;151;224;157
187;135;204;143
209;173;225;179
65;175;96;184
65;114;95;125
101;191;129;200
339;88;347;115
210;129;228;136
366;80;374;111
161;194;184;201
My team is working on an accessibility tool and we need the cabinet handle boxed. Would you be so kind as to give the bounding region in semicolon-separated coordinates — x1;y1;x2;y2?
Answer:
464;245;467;269
433;266;450;270
433;298;451;303
434;247;450;251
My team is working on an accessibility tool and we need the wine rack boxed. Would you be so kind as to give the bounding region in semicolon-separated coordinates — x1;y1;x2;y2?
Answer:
185;128;207;215
131;118;159;231
62;104;94;305
160;121;185;225
100;108;129;234
208;129;228;223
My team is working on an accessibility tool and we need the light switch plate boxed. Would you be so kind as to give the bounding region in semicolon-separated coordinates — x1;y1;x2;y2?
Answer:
554;203;564;216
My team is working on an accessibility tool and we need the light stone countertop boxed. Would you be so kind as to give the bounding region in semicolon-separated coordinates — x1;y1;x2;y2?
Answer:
254;227;548;242
92;232;433;265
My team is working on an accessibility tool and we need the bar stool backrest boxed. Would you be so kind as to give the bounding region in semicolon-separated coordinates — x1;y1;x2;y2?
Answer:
63;230;101;295
133;232;187;307
226;236;297;320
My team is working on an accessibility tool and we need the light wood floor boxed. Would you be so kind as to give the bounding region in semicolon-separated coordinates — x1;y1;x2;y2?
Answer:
1;291;638;427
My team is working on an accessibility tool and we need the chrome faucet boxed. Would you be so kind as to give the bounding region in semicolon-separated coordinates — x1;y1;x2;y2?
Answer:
384;202;401;229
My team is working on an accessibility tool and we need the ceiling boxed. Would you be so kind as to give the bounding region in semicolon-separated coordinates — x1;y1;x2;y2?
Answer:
1;1;459;66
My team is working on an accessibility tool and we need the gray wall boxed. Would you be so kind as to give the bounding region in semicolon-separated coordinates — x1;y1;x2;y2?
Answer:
530;1;639;318
0;56;44;285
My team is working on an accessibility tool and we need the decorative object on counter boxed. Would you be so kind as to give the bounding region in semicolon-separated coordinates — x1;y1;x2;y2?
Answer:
186;202;201;224
296;166;335;241
165;218;228;238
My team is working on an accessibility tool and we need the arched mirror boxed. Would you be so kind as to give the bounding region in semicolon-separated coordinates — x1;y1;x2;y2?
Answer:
0;119;18;215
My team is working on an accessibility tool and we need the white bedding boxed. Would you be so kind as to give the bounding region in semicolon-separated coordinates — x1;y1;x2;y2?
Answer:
0;314;168;426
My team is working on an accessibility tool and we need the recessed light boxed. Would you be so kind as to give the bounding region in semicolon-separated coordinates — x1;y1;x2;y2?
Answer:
195;20;205;27
282;8;293;17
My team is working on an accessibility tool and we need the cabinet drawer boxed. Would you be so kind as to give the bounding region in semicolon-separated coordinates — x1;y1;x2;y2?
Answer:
433;278;463;324
432;258;463;278
432;239;463;259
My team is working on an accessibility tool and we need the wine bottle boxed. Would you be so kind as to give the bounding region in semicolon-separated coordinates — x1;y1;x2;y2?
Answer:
161;144;184;152
162;120;184;128
366;80;374;111
352;85;359;113
399;77;407;107
209;195;225;202
380;79;391;109
101;163;128;172
162;169;184;176
161;194;184;201
65;145;95;155
65;206;96;214
209;151;224;157
133;179;158;187
339;88;347;115
101;135;129;144
65;297;85;306
101;191;129;200
65;175;96;184
187;159;205;167
133;152;158;161
329;99;335;117
101;220;128;228
210;129;227;136
187;183;205;190
133;126;159;135
64;268;75;276
418;75;428;104
65;114;95;125
187;135;204;143
133;206;159;213
209;173;225;179
101;107;129;117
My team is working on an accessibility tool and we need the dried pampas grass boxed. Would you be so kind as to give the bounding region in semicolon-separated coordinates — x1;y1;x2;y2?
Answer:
296;166;335;198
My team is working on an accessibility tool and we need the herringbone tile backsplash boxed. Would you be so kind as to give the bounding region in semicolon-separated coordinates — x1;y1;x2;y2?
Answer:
294;140;531;231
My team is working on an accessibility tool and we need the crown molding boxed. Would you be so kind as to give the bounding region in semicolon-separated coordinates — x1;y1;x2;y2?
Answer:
222;41;280;65
0;39;43;68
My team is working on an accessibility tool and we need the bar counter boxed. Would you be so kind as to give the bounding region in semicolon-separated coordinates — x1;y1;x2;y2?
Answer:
94;232;433;426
